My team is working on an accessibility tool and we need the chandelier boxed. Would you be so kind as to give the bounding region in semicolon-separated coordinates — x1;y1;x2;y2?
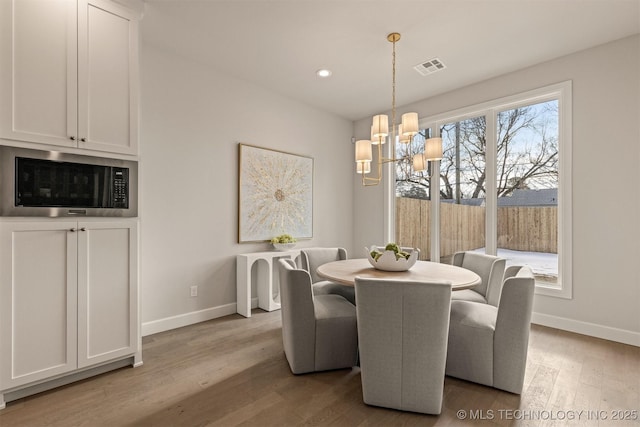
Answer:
355;32;442;186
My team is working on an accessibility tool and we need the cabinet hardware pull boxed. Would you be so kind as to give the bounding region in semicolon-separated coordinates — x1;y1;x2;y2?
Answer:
70;228;76;232
80;227;86;232
70;136;76;141
80;138;86;142
67;209;87;216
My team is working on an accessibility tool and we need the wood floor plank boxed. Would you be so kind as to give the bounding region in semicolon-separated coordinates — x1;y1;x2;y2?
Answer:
0;311;638;426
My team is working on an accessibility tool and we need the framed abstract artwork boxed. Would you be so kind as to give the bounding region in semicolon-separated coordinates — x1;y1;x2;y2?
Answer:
238;143;313;243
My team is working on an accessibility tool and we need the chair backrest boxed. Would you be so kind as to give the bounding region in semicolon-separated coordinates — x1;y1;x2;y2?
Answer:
277;259;316;374
493;265;535;393
354;277;452;414
300;247;347;283
452;251;506;306
280;258;297;269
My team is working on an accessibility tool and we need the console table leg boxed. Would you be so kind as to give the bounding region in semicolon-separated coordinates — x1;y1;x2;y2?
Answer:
236;257;252;318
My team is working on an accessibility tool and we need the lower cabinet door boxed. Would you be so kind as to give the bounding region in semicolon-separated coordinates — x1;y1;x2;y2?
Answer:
0;222;78;389
77;221;138;368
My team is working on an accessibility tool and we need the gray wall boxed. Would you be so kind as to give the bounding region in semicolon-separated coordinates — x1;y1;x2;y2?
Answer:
139;30;639;344
139;43;354;333
354;35;640;344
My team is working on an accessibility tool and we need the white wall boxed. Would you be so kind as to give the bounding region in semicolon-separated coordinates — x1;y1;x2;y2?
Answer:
139;44;354;334
354;35;640;345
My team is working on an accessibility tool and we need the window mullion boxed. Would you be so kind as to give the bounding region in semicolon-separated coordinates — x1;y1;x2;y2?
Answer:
430;178;441;259
485;110;497;255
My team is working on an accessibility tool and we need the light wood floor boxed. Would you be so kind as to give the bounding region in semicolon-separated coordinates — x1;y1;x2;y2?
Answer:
1;310;638;426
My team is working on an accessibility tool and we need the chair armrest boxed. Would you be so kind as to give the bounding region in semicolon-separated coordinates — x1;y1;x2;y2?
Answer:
452;251;465;267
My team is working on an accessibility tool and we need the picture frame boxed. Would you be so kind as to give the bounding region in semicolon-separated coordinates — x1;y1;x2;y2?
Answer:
238;143;313;243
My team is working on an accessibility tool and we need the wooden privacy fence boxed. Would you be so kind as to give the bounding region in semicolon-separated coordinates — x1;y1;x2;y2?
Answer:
396;197;557;260
497;206;557;253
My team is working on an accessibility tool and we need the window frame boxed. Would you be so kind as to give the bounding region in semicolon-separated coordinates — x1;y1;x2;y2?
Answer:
389;81;572;299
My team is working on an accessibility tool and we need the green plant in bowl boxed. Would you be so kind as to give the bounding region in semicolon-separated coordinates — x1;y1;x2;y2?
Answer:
270;234;297;244
271;234;297;251
370;242;411;261
366;243;418;271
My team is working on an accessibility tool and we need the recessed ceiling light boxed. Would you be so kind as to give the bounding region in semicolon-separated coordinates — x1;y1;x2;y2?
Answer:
316;69;332;78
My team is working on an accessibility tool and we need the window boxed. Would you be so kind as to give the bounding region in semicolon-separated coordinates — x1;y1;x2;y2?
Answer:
393;82;572;298
395;129;432;260
496;100;559;286
439;115;487;264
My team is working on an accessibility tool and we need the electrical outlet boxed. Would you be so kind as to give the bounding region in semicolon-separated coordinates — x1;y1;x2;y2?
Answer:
190;285;198;297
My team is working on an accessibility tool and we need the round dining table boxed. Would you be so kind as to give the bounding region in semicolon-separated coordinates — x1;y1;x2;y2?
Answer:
316;258;481;290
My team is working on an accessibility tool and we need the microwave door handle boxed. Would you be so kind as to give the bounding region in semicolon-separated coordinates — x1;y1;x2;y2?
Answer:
104;167;113;207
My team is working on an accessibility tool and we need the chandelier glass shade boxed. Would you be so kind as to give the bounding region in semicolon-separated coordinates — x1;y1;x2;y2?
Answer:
355;32;442;186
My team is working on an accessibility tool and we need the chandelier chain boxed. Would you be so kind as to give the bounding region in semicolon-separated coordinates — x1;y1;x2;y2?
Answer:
391;37;396;143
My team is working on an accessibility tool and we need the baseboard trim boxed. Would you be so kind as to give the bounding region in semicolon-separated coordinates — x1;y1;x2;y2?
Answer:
532;312;640;347
142;303;237;336
142;298;259;336
142;302;639;347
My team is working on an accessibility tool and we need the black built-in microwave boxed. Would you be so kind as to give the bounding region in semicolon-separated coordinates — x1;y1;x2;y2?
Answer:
0;146;137;217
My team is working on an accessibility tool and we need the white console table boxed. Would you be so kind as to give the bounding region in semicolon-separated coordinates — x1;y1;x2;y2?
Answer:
236;250;300;318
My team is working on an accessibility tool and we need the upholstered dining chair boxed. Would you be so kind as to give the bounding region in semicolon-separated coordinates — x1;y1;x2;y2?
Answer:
277;259;358;374
354;277;452;414
446;265;535;394
451;251;506;306
300;247;355;304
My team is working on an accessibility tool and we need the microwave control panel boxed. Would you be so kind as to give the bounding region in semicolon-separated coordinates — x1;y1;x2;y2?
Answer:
112;167;129;209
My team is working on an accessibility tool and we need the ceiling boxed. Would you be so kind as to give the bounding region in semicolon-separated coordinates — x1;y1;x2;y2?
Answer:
140;0;640;121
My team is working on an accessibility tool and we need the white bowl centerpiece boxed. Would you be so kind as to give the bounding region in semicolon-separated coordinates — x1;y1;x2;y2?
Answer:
271;234;297;251
365;243;419;272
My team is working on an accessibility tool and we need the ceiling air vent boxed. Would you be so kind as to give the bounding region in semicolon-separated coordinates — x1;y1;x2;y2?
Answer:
413;58;446;76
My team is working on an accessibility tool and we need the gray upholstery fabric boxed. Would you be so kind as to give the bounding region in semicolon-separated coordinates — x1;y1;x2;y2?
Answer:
300;247;347;283
493;266;536;393
446;265;535;394
280;258;297;269
314;295;359;371
451;251;506;306
446;300;496;387
300;247;355;304
312;281;356;305
278;259;358;374
355;277;452;414
450;288;487;304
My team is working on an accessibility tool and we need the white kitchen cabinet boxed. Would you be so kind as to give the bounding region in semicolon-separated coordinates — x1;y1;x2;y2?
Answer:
0;219;139;406
0;221;79;390
0;0;139;155
77;221;139;368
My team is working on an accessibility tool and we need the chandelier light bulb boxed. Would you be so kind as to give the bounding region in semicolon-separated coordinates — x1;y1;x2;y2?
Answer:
398;124;411;144
413;153;426;172
401;112;419;137
355;139;373;162
425;137;443;161
372;115;389;140
356;161;371;174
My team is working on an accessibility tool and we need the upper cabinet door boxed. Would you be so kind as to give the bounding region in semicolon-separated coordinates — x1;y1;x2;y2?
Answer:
0;0;78;147
78;0;139;155
0;0;139;155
